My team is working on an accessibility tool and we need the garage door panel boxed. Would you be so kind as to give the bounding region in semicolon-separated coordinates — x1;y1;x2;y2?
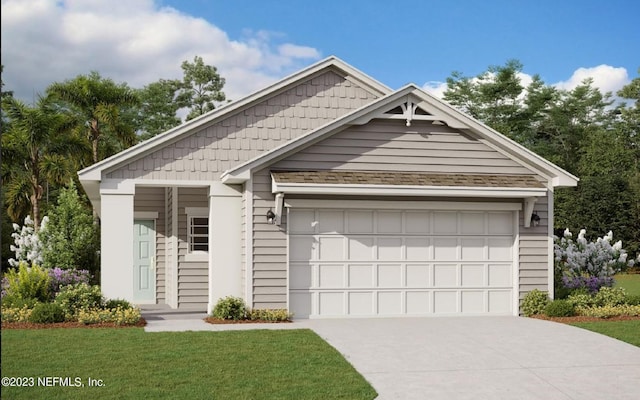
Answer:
433;238;457;259
461;264;485;287
378;211;402;233
377;264;402;287
461;291;485;313
348;237;374;260
406;264;430;287
319;292;344;315
461;238;485;260
488;264;512;287
433;212;457;234
434;291;457;313
406;291;430;314
349;292;374;315
488;238;513;260
378;292;402;314
347;211;374;233
318;210;344;233
290;263;313;289
405;212;430;233
318;237;344;260
461;212;485;234
488;212;513;234
349;264;374;287
318;264;344;288
289;208;515;317
405;238;430;260
434;264;458;287
290;236;315;261
378;237;403;260
290;210;316;234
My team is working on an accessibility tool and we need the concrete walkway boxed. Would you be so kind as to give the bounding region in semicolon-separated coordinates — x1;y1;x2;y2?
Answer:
141;308;640;400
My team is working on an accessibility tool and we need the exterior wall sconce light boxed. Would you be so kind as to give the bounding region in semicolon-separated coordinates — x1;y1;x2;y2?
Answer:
266;210;276;224
531;213;540;227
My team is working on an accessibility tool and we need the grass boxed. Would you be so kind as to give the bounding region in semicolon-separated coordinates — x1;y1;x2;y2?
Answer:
570;320;640;347
615;273;640;295
1;328;377;400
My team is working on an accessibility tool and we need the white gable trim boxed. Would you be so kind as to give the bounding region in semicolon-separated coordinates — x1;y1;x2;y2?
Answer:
222;85;578;188
78;56;391;182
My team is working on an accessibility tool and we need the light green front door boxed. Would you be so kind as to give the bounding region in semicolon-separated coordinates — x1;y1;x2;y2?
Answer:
133;219;155;302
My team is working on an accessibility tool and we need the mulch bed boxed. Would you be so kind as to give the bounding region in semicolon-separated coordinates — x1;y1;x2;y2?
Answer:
204;317;292;324
530;315;640;323
1;318;147;330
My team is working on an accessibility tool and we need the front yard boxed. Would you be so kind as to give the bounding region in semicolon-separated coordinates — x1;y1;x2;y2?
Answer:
0;328;377;400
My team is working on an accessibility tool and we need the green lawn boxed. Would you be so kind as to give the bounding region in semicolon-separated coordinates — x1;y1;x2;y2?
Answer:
570;320;640;347
615;273;640;295
1;328;377;400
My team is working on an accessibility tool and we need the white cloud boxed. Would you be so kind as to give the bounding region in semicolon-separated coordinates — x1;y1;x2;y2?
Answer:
0;0;321;103
422;67;629;103
553;65;629;96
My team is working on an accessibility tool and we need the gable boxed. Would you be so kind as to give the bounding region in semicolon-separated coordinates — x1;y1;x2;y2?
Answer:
105;70;381;181
272;119;539;176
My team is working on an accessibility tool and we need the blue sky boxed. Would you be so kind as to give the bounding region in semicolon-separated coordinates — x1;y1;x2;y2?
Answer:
2;0;638;103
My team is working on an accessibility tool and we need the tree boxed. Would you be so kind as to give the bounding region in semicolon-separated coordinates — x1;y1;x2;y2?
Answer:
134;79;183;140
40;181;99;276
176;56;226;121
46;72;140;166
1;96;85;230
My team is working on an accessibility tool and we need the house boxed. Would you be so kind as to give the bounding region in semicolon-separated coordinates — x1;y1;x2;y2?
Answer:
78;56;578;318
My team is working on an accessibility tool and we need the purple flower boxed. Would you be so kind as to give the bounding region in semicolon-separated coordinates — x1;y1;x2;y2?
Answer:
48;268;91;295
561;275;614;293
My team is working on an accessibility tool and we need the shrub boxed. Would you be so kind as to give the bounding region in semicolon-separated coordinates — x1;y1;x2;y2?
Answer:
3;262;51;302
576;304;640;318
28;303;65;323
49;268;91;295
554;229;633;294
248;308;292;321
54;283;104;321
77;306;141;325
567;291;596;309
8;215;47;267
594;287;627;307
0;305;33;322
1;295;39;309
521;289;550;316
544;299;575;317
105;298;132;310
212;296;247;320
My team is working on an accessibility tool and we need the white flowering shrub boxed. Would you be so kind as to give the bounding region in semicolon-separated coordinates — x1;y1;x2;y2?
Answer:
8;216;48;267
554;229;634;293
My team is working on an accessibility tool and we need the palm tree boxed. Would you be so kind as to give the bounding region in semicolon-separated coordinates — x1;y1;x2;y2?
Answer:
47;72;140;166
1;96;86;230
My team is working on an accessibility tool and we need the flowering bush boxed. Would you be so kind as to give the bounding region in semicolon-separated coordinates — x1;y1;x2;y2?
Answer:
2;262;51;303
54;283;104;321
576;304;640;318
0;305;33;323
8;216;48;267
77;306;141;325
554;229;634;293
48;268;91;295
521;289;549;316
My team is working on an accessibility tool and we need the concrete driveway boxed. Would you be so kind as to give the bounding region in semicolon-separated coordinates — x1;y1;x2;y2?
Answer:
303;317;640;400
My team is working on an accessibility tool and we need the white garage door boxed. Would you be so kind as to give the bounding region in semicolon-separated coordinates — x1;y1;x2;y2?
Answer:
289;208;516;318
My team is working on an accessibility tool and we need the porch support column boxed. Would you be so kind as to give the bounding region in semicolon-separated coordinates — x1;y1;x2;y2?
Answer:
100;181;135;301
208;182;243;313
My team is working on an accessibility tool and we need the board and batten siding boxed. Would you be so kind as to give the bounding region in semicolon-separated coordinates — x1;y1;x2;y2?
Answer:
133;187;166;303
105;71;380;181
177;187;209;309
273;120;535;175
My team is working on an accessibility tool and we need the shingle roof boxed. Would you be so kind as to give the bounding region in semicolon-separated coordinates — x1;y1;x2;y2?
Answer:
271;171;546;188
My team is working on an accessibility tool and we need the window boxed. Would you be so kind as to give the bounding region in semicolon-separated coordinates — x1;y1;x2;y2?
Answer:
189;216;209;253
185;207;209;256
